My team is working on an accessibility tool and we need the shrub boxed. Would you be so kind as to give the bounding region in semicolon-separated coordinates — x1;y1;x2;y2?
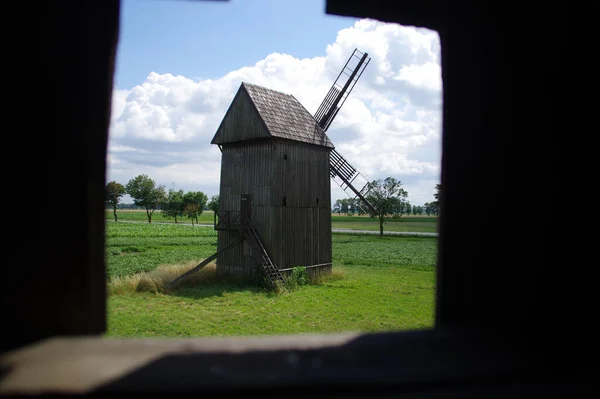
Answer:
284;266;308;291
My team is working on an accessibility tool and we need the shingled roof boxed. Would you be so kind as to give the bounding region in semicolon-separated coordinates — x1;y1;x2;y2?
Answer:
211;82;334;148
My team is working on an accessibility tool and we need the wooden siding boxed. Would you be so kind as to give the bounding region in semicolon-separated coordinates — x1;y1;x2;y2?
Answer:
216;139;332;277
211;83;334;148
211;87;269;145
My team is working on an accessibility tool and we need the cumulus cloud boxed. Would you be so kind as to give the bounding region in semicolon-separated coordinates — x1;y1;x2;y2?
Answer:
108;18;442;206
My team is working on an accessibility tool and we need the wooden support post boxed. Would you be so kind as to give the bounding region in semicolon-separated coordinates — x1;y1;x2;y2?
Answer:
169;240;241;288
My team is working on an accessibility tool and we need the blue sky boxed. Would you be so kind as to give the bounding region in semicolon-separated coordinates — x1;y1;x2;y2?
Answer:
109;0;442;206
116;0;358;89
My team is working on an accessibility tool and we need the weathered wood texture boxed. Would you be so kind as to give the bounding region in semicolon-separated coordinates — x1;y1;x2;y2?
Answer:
211;85;270;145
216;139;332;277
212;83;334;148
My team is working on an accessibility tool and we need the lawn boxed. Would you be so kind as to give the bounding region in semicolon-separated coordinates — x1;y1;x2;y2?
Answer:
106;223;437;337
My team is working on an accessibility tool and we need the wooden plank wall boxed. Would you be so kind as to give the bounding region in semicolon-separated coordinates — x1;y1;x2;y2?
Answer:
216;138;332;277
212;87;269;145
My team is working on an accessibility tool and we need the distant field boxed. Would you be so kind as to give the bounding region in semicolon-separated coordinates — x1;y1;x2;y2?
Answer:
331;215;437;233
105;222;437;337
106;209;214;224
106;210;438;233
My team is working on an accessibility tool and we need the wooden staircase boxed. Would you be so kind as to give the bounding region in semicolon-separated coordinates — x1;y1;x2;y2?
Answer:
215;211;284;286
240;222;285;286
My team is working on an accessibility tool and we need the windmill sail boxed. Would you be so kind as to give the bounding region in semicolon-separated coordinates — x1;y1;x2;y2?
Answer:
315;49;370;131
315;49;377;215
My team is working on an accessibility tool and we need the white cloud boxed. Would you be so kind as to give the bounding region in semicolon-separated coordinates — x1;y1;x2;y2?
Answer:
108;18;442;206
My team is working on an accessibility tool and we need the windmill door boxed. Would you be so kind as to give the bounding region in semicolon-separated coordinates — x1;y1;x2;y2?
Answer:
240;194;251;225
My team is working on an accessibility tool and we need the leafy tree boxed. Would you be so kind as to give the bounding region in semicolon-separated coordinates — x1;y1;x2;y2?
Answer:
405;203;412;216
332;200;342;213
333;198;356;215
183;191;208;224
365;177;408;237
208;195;220;213
434;183;442;201
125;174;166;223
391;199;405;216
424;202;431;216
105;181;126;222
412;205;418;216
183;203;200;225
161;189;184;223
426;201;439;216
349;198;361;215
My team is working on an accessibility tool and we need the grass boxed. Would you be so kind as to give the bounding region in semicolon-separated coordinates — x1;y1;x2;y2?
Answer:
106;222;217;279
107;210;438;232
108;262;220;296
106;209;214;224
331;215;438;233
105;222;437;337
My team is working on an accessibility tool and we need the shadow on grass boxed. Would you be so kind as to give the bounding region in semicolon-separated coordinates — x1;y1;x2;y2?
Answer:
169;280;276;300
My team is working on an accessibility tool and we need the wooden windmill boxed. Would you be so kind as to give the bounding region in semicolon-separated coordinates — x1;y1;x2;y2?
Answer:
171;49;375;288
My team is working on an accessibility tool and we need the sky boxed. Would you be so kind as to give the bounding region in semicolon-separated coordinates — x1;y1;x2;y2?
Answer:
108;0;442;207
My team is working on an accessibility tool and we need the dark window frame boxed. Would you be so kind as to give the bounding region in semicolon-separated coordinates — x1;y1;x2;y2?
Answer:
2;0;584;397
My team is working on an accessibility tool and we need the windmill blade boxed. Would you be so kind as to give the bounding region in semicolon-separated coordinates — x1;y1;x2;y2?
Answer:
330;149;377;215
314;48;371;132
315;49;377;215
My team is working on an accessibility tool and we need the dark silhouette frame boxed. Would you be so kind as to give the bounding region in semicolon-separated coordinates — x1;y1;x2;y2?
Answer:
2;0;586;397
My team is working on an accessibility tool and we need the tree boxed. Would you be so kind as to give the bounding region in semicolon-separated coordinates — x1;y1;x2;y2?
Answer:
105;181;125;222
434;183;442;201
183;203;200;225
405;203;412;216
208;195;220;213
183;191;208;224
365;177;408;237
333;198;356;215
424;202;431;216
161;189;184;223
426;201;439;216
125;174;166;223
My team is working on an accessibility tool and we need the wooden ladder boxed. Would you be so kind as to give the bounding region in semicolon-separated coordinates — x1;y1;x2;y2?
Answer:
241;224;285;286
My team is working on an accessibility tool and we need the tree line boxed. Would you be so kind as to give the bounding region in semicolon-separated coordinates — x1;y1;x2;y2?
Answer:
105;174;219;224
106;174;441;237
333;198;439;217
334;177;441;237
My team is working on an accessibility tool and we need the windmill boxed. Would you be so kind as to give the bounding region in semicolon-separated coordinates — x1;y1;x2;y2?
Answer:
171;49;375;289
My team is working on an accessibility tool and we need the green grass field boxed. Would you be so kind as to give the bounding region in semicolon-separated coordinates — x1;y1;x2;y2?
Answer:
106;209;214;224
106;223;437;337
106;210;438;233
331;215;437;233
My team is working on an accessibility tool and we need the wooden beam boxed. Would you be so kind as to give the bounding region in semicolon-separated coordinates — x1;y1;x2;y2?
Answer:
169;240;241;288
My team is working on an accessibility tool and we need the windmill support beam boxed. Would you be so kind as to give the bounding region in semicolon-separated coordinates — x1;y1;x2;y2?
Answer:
169;240;241;288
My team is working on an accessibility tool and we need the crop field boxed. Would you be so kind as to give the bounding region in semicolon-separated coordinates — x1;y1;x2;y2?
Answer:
106;210;438;233
106;209;214;224
106;223;218;279
331;215;437;233
106;223;437;337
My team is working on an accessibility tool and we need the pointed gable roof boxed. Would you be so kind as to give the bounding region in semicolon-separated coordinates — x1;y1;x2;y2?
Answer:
211;82;334;148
